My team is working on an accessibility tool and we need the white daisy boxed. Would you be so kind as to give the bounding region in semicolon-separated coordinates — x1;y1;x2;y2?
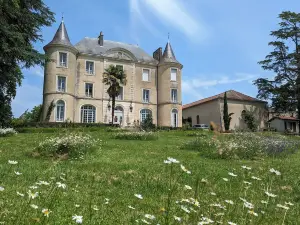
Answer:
27;190;38;199
174;216;181;221
248;210;258;216
269;168;281;176
184;185;192;190
128;205;135;210
167;157;179;163
56;182;66;189
265;191;277;198
134;194;143;199
261;200;268;204
17;191;24;197
210;192;216;196
14;171;22;175
145;214;155;220
243;181;251;185
285;202;294;206
29;186;38;189
228;172;237;177
75;204;80;208
141;219;151;224
42;208;51;217
36;181;50;186
30;204;38;209
243;201;254;209
8;160;18;165
180;165;191;174
222;178;229;182
225;200;234;205
251;176;262;181
0;187;4;191
241;165;251;170
277;204;289;210
228;222;237;225
180;205;190;213
72;215;83;224
92;205;99;211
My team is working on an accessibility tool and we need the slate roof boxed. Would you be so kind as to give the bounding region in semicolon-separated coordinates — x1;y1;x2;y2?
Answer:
75;38;157;63
161;41;179;63
183;90;266;109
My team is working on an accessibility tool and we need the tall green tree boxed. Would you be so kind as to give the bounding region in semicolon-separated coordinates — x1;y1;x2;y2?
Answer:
0;0;54;127
223;92;234;131
21;104;43;122
254;11;300;125
102;65;127;125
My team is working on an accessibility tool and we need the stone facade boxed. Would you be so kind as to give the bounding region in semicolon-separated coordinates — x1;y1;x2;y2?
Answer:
42;21;183;127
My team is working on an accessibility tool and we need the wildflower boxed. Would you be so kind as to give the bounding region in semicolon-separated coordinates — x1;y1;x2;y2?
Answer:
128;205;135;210
164;160;171;164
28;190;39;199
36;181;50;186
225;200;234;205
166;157;179;164
174;216;181;221
180;165;191;174
210;192;216;196
228;222;237;225
30;204;38;209
277;204;289;210
184;185;192;190
75;204;80;208
72;215;83;224
180;205;190;213
134;194;143;199
243;201;254;209
251;176;262;181
248;210;258;216
141;219;151;224
42;208;51;217
239;197;247;202
0;187;4;191
228;172;237;177
60;176;66;181
265;191;277;198
243;181;251;185
241;165;251;170
8;160;18;165
285;202;294;206
222;178;229;182
56;182;66;189
210;203;226;210
145;214;155;220
17;191;24;197
29;186;38;189
201;178;208;183
92;205;99;211
261;200;268;204
14;171;22;175
269;168;281;176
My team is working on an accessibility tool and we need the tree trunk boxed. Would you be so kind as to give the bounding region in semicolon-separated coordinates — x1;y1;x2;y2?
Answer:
111;96;115;126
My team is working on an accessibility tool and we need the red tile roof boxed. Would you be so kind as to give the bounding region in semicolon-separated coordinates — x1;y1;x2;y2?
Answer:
183;90;266;109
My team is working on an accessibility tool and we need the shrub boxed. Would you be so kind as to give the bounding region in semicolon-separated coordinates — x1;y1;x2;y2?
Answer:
183;132;300;160
140;114;156;131
0;128;17;137
113;132;158;141
34;133;99;158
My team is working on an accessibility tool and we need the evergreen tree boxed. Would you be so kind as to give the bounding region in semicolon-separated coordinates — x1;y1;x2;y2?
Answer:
254;11;300;128
0;0;54;126
223;92;234;131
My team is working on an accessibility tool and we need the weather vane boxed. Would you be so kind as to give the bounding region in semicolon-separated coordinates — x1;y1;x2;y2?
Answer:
62;12;64;22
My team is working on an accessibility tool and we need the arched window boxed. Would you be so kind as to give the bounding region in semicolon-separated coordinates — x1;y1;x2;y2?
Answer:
56;100;65;122
140;109;151;122
81;105;96;123
171;109;178;127
196;115;200;124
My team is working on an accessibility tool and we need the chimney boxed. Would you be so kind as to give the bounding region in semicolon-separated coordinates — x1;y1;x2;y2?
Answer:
98;31;104;46
153;47;162;61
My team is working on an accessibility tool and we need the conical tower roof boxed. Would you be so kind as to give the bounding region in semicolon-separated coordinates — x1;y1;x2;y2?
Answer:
44;20;75;50
161;41;179;63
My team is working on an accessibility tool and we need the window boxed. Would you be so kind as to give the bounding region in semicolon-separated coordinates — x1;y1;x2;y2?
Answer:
81;105;96;123
116;86;123;100
86;61;94;74
59;52;67;67
140;109;151;122
171;68;177;81
85;83;93;97
116;65;123;71
142;89;150;103
171;89;178;103
142;69;150;81
171;109;178;127
56;100;65;122
57;76;66;92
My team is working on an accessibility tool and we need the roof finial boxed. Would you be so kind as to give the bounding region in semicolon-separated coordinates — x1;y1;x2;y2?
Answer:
168;32;170;42
62;12;64;23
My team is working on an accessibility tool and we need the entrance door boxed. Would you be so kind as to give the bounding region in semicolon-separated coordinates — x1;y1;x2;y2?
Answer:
114;106;124;126
171;109;178;127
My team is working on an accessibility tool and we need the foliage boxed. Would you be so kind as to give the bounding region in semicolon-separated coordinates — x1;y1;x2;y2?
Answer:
0;128;17;137
20;104;43;122
34;133;99;158
113;131;158;140
183;132;300;160
242;109;258;131
45;100;55;122
0;130;300;224
223;92;234;131
185;131;210;137
140;114;155;131
0;1;54;127
254;11;300;115
102;65;127;125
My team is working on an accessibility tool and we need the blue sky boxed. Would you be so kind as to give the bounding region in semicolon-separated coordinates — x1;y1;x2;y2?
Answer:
11;0;300;117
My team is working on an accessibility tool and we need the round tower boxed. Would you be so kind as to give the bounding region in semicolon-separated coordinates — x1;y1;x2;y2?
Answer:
157;41;183;127
42;19;78;122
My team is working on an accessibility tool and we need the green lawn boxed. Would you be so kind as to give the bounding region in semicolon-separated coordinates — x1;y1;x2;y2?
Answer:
0;129;299;224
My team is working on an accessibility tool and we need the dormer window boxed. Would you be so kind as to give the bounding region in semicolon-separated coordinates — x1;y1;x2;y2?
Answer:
171;68;177;81
59;52;68;67
86;61;94;75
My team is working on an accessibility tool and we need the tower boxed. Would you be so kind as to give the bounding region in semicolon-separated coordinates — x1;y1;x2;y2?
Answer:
157;40;183;127
42;19;78;122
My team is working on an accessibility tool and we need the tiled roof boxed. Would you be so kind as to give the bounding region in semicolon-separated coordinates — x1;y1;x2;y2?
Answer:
269;116;300;121
183;90;266;109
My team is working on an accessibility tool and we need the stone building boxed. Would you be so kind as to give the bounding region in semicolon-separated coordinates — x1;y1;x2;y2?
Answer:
182;90;268;130
42;20;183;127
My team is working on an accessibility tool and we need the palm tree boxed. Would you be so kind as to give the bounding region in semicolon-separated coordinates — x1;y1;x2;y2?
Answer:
103;65;127;125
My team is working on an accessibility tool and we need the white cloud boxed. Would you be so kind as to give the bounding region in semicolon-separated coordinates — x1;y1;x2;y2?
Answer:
129;0;209;42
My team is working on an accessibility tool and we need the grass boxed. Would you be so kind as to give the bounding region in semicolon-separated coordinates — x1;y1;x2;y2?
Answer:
0;129;300;224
